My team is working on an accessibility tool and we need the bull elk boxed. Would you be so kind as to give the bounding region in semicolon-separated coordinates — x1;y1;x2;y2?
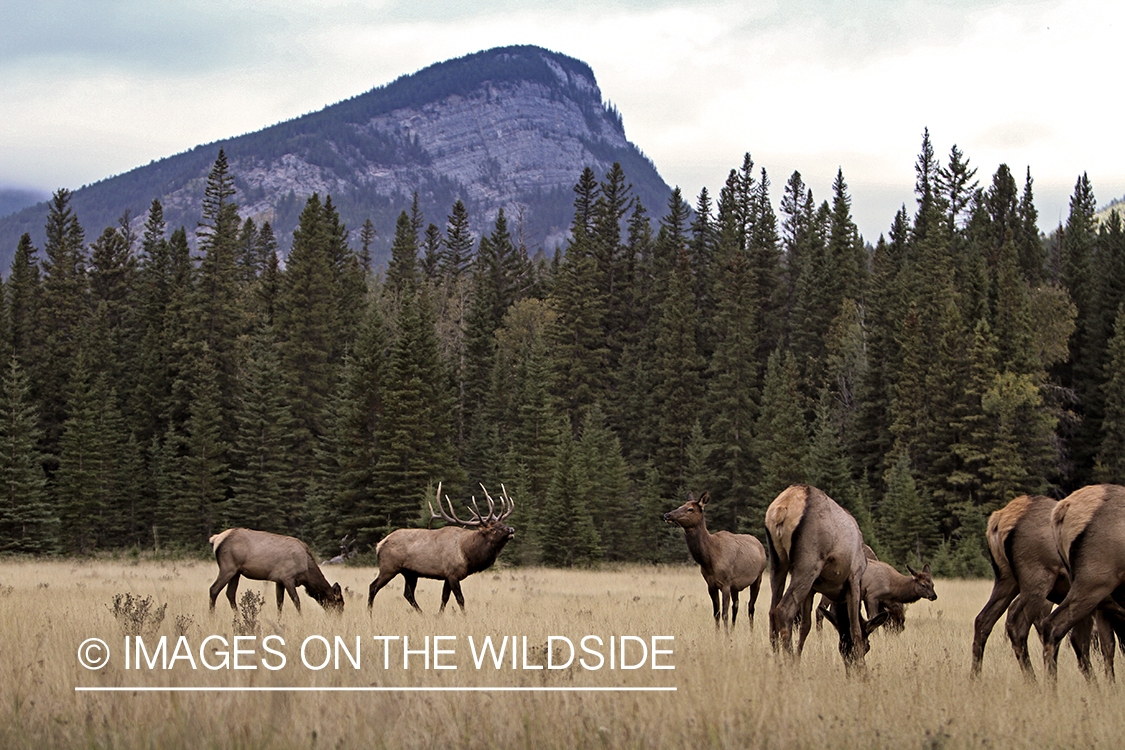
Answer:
765;484;887;671
208;528;344;613
1042;484;1125;680
663;491;767;630
368;483;515;613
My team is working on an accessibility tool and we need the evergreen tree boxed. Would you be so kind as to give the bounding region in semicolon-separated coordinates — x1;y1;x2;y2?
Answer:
878;452;937;567
442;200;473;280
648;248;702;496
1097;305;1125;481
386;210;419;298
371;289;452;532
229;324;294;533
752;347;808;530
0;357;55;552
177;354;229;545
540;426;601;566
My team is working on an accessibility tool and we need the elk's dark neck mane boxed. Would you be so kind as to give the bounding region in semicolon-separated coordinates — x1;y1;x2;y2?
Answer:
464;527;510;574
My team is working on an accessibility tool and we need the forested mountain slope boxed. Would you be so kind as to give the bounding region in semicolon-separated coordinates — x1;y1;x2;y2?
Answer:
0;45;669;272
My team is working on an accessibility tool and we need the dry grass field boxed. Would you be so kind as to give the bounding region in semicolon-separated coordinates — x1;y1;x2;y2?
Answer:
1;557;1122;749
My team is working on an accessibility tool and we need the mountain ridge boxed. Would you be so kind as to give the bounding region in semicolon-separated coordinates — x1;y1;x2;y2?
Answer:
0;45;671;272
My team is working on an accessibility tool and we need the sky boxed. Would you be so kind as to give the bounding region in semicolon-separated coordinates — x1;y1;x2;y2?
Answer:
2;0;1122;241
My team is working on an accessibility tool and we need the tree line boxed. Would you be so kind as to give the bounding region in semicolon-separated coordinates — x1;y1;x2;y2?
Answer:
1;131;1123;575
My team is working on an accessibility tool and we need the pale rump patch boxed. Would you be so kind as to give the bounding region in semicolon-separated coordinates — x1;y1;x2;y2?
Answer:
209;528;236;552
1053;485;1112;567
764;485;809;558
986;495;1036;578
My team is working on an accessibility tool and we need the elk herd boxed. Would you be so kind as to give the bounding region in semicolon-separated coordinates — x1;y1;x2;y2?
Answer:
205;478;1125;679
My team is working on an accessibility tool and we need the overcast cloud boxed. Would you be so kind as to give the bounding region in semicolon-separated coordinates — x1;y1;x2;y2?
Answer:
1;0;1120;239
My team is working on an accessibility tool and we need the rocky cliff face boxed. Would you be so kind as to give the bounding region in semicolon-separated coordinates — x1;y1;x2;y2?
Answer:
0;45;669;270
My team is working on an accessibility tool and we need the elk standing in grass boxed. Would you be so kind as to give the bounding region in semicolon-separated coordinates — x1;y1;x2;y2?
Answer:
368;484;514;613
970;493;1114;680
663;491;767;630
1042;484;1125;680
765;484;886;671
861;560;936;630
209;528;344;613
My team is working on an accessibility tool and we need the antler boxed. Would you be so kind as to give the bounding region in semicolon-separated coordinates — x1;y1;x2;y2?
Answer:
428;482;515;528
479;484;515;523
428;482;483;529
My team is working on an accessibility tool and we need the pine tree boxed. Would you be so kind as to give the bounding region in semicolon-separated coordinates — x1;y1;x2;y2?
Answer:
177;354;229;545
540;428;601;566
228;324;294;533
371;289;452;532
648;248;702;496
442;200;473;280
878;452;937;567
752;347;807;529
0;357;55;552
1097;305;1125;481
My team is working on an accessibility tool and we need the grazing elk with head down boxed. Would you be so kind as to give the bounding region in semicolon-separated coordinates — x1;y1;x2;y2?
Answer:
368;484;514;613
1042;484;1125;680
765;484;886;671
663;491;767;630
208;528;344;613
970;494;1110;680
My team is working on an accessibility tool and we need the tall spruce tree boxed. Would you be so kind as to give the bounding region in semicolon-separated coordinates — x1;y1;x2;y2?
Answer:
0;357;55;553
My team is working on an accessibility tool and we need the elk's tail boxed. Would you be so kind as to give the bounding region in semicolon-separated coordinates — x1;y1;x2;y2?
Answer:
209;528;235;553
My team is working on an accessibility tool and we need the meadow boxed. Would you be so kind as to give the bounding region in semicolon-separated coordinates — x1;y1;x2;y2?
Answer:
0;557;1122;749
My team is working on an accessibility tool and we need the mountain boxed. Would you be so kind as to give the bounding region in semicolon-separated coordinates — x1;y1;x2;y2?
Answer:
0;188;49;221
0;45;671;272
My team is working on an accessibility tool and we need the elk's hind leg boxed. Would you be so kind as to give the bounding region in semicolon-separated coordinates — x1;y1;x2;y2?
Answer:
730;588;740;630
368;568;398;608
224;573;242;611
402;573;422;612
209;569;240;611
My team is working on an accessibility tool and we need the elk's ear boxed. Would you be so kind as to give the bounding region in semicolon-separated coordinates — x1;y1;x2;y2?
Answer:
818;603;837;628
686;491;695;503
333;583;342;595
865;611;890;635
922;562;931;575
906;563;918;577
699;491;710;507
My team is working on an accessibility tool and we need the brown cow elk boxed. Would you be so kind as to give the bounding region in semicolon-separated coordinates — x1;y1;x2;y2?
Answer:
970;494;1112;680
816;546;908;632
368;483;514;613
663;491;767;630
1042;484;1125;680
765;484;886;671
862;560;936;630
208;528;344;613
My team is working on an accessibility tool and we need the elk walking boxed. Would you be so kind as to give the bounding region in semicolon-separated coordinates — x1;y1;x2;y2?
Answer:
969;494;1111;679
765;484;886;671
1042;484;1125;680
208;528;344;613
663;491;767;630
368;483;514;613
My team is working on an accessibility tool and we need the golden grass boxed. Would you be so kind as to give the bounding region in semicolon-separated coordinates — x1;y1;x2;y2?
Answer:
0;558;1122;749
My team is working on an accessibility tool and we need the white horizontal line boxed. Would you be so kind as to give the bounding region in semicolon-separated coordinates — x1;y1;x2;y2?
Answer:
76;686;676;693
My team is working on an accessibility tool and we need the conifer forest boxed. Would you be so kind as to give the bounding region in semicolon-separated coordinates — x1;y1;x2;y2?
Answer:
2;131;1123;577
